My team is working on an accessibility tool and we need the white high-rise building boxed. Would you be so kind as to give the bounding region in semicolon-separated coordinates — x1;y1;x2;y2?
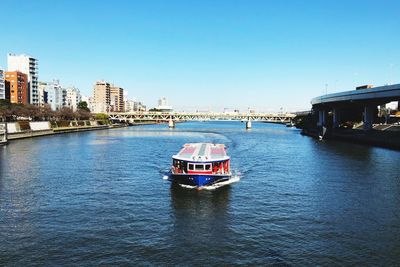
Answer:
125;99;146;112
0;68;5;100
81;95;95;112
46;79;66;111
157;97;173;112
7;53;39;105
38;82;48;106
125;99;136;112
66;87;81;111
158;97;168;107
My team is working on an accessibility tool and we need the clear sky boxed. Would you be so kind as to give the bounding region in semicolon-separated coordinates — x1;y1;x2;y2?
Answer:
1;0;399;111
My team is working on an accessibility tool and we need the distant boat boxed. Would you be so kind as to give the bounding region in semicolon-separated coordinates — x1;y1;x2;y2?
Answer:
170;143;232;188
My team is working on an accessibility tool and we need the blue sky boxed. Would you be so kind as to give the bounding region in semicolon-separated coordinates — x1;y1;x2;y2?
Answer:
1;0;399;111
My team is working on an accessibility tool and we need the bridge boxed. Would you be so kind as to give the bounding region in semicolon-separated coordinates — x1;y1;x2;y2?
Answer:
108;111;296;128
311;83;400;131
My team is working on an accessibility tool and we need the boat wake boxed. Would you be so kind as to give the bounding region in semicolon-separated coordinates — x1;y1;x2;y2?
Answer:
175;175;241;190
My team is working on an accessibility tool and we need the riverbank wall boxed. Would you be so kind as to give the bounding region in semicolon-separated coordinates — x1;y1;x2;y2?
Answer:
1;121;131;143
301;126;400;150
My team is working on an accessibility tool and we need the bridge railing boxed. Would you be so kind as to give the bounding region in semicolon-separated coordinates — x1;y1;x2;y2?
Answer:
107;111;297;124
108;111;296;117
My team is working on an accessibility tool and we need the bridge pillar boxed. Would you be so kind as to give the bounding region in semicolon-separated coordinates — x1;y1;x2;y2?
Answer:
333;108;341;128
168;119;175;128
246;120;252;129
317;110;327;127
363;105;375;131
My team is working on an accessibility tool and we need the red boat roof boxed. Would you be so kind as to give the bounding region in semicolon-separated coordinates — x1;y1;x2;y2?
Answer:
172;143;230;162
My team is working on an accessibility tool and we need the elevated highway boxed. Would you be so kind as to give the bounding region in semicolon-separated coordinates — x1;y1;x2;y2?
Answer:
311;83;400;131
312;83;400;106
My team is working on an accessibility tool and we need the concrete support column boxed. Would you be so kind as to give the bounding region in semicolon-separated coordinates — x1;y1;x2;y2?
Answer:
333;108;341;128
363;105;375;131
317;110;327;127
246;119;252;129
168;119;175;128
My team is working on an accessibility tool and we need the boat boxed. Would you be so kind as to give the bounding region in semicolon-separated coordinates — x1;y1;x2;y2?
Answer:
170;143;232;188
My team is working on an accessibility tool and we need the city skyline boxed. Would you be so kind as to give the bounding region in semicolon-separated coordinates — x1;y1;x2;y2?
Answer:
1;0;399;111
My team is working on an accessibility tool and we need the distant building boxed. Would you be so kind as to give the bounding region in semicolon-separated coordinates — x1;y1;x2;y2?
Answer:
88;97;96;112
125;99;146;112
46;79;66;111
125;99;135;112
81;95;95;112
66;87;81;111
156;97;173;112
386;101;399;111
7;53;39;105
135;101;146;111
38;82;48;106
110;86;124;112
5;71;28;104
93;81;111;113
0;68;4;100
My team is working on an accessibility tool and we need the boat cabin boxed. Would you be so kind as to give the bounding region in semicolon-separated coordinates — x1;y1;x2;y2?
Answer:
172;143;230;175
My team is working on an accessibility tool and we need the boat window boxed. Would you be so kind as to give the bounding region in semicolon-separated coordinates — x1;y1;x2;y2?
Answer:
188;164;194;171
195;164;204;171
205;164;211;170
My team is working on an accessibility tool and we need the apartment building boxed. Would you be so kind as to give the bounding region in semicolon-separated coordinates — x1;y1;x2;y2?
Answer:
93;81;111;113
110;86;124;112
0;68;4;100
66;87;81;111
7;53;39;105
46;79;66;111
5;71;28;104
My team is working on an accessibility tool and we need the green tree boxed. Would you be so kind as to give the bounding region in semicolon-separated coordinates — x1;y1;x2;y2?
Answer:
95;113;108;120
77;101;90;112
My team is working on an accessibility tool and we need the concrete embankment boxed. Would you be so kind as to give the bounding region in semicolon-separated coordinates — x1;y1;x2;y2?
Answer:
301;127;400;150
7;125;114;140
2;120;137;142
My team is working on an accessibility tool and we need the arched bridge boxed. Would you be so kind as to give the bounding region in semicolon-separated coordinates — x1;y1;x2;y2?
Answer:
108;111;296;128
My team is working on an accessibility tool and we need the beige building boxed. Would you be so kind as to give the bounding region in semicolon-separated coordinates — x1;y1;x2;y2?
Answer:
110;86;124;112
93;81;111;113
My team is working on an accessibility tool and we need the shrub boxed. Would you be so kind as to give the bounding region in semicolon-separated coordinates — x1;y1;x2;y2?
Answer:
58;120;71;127
19;121;31;131
50;121;58;128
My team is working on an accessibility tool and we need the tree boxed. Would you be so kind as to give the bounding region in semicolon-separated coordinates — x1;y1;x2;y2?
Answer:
57;107;74;120
0;99;11;121
77;101;90;112
95;113;108;120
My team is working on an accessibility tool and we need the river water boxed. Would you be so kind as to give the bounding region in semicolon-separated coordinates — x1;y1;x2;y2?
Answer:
1;122;399;266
